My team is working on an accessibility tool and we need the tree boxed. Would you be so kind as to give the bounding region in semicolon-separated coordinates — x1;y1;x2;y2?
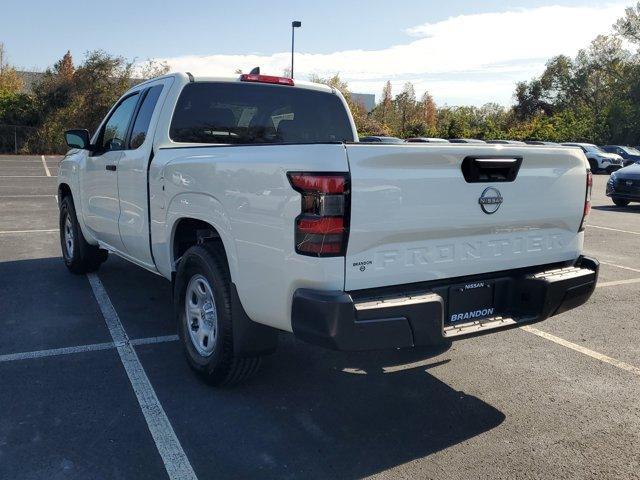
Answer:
615;2;640;46
137;59;170;80
31;50;134;152
394;82;417;136
0;43;23;94
56;51;75;81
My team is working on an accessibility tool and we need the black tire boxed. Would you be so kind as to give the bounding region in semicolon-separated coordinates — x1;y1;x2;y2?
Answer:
174;242;262;386
59;196;108;274
588;159;598;173
612;197;630;207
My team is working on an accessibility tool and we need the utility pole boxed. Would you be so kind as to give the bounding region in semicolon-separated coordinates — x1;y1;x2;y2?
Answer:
291;21;302;79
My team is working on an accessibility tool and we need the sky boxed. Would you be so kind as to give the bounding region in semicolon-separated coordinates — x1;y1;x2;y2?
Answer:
2;0;635;106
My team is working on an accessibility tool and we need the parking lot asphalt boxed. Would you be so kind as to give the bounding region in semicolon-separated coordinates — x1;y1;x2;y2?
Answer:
0;155;639;479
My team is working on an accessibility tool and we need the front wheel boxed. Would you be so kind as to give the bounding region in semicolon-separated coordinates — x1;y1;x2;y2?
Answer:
612;197;630;207
59;196;108;274
174;243;262;385
588;159;599;173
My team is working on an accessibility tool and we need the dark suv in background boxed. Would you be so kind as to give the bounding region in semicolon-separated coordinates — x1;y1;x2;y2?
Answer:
601;145;640;167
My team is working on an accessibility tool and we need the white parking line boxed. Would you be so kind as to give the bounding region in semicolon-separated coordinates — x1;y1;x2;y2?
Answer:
597;278;640;288
0;229;57;235
0;175;52;178
522;325;640;376
0;335;179;363
87;273;197;480
0;341;116;362
41;155;51;177
589;225;640;235
0;194;56;198
130;335;179;346
600;261;640;274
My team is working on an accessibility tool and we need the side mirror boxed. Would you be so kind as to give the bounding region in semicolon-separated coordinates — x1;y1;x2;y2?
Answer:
65;129;92;150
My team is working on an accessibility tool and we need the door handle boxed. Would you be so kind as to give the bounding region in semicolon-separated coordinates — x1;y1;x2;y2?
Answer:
106;165;117;171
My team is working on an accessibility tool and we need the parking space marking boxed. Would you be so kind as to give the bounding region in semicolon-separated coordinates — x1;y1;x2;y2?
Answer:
0;336;179;363
0;175;52;178
600;261;640;274
0;341;116;363
0;228;57;235
130;335;179;346
522;325;640;376
0;194;56;198
87;273;198;480
589;225;640;235
41;155;52;176
597;278;640;288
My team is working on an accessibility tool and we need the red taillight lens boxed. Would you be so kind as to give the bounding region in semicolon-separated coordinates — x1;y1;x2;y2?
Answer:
579;170;592;231
288;172;350;257
240;74;295;86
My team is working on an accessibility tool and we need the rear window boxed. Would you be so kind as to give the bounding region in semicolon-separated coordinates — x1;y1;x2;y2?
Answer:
169;82;354;144
170;82;355;145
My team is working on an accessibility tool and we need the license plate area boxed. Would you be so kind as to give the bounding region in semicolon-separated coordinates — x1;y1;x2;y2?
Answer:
447;280;496;325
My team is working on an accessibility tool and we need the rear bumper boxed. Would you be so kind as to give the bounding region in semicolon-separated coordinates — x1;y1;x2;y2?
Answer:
291;256;599;351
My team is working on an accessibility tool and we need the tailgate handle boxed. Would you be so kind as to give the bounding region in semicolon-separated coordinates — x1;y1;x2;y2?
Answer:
461;156;522;183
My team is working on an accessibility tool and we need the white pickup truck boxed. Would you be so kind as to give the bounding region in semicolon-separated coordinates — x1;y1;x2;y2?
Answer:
58;72;599;385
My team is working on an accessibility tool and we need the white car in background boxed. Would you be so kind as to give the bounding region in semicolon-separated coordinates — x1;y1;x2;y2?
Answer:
562;143;624;173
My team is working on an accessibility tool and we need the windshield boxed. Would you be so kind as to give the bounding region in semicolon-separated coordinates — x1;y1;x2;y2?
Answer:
583;144;606;154
622;146;640;155
170;82;355;145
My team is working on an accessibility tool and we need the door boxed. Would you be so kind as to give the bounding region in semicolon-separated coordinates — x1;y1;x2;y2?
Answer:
82;93;139;251
117;80;171;266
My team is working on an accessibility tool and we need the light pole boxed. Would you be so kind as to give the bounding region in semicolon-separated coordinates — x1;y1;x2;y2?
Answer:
291;21;302;79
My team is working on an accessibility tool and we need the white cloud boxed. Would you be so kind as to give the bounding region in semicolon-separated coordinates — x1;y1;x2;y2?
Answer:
156;3;632;106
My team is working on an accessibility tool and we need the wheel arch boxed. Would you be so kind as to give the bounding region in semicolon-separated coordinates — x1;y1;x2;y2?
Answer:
169;216;238;284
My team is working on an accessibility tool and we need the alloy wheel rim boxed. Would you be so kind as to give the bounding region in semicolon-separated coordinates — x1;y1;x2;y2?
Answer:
185;274;218;357
64;214;74;259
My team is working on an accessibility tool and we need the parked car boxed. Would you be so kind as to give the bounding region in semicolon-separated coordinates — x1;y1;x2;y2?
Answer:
601;145;640;167
606;162;640;206
405;137;449;143
525;140;559;146
561;143;623;173
448;138;486;144
359;136;404;144
58;72;598;385
486;140;527;145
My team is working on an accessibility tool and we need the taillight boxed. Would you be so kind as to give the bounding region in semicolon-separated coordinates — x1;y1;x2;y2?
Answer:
579;169;592;231
288;172;350;256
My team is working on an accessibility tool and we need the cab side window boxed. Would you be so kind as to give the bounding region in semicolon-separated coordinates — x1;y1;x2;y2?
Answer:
99;94;139;153
130;85;163;149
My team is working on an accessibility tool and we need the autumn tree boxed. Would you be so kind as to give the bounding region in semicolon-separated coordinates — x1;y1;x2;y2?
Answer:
0;43;23;94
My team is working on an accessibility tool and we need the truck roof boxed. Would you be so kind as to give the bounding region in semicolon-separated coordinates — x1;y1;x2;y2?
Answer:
134;72;335;95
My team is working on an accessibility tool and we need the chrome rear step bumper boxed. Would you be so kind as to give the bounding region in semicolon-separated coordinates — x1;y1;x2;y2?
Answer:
291;256;599;351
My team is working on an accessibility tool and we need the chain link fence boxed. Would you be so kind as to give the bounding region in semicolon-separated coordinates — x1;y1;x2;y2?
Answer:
0;124;46;154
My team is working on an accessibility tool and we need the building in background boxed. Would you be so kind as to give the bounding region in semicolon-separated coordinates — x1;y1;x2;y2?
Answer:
351;93;375;112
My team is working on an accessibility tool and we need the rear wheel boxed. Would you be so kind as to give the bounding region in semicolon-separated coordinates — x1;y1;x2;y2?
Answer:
175;242;262;385
59;196;108;274
612;197;630;207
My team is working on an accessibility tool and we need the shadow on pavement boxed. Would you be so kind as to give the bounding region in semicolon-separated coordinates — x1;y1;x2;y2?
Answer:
93;254;507;479
140;336;505;479
592;204;640;213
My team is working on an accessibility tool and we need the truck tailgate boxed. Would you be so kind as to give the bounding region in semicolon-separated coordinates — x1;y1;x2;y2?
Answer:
344;144;587;291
